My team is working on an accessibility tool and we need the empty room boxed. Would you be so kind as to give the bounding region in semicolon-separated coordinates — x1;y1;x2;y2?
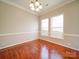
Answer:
0;0;79;59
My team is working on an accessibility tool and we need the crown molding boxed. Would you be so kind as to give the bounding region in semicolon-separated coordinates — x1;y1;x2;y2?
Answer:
0;0;38;16
0;0;75;16
38;0;76;16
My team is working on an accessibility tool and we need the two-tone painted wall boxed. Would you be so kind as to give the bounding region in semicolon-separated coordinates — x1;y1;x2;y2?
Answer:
0;1;38;49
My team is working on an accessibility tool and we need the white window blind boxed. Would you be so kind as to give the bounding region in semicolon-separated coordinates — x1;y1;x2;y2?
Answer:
51;14;64;39
41;18;49;36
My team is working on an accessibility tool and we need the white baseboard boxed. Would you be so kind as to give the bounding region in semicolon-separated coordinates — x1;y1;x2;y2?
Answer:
0;32;38;49
41;39;79;51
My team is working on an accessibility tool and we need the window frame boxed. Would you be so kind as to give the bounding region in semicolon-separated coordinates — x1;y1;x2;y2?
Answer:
50;14;64;39
40;14;64;39
40;18;49;36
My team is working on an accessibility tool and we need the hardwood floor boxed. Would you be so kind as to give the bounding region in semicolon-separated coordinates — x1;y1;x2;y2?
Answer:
38;39;79;59
0;39;79;59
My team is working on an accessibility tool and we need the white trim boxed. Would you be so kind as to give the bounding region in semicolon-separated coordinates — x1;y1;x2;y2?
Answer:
41;39;79;51
0;32;37;36
39;0;75;15
64;33;79;37
0;39;36;50
0;0;38;15
0;0;75;16
40;33;79;38
0;32;38;49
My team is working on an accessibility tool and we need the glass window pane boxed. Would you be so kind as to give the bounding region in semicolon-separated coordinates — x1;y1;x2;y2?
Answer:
51;14;64;39
41;18;49;36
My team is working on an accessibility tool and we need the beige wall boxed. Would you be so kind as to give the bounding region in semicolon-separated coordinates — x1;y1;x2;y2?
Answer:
0;1;38;49
0;0;79;51
39;0;79;51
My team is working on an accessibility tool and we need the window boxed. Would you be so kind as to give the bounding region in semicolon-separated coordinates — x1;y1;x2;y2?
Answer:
41;18;49;36
51;14;64;39
40;14;64;39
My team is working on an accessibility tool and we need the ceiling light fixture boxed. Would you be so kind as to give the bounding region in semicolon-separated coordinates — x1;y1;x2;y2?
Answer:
29;0;43;12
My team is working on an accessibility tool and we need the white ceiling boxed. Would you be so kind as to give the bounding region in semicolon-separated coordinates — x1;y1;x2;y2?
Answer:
0;0;75;15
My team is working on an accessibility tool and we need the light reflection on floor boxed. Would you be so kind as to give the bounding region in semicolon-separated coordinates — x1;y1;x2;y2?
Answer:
41;46;63;59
